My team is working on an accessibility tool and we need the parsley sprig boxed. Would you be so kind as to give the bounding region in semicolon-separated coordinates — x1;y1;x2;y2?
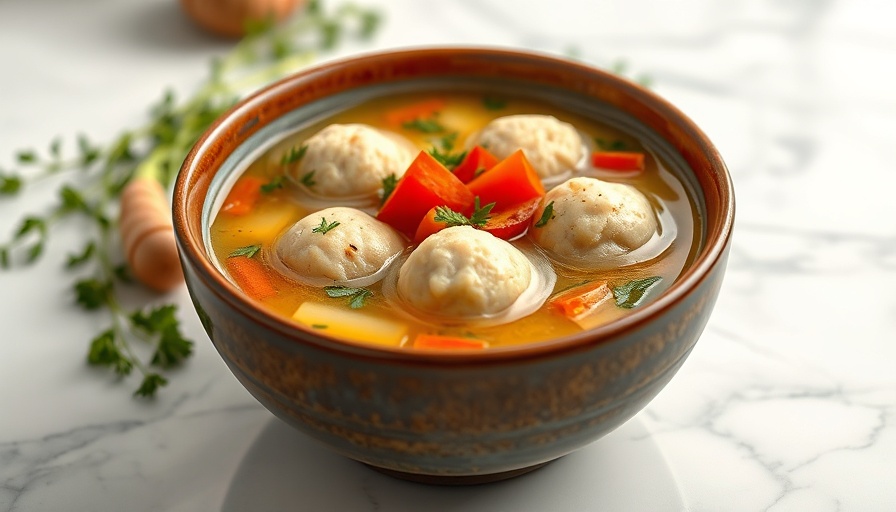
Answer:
312;217;340;234
433;197;495;228
324;285;373;308
0;0;382;397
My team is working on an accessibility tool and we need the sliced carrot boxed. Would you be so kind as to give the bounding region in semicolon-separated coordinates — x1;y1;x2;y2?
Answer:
225;256;277;300
377;151;474;237
482;196;543;240
549;281;612;320
413;334;488;350
466;150;545;211
221;176;265;215
591;151;645;171
452;145;499;183
384;98;446;126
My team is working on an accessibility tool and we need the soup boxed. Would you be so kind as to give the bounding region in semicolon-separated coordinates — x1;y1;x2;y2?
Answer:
208;91;700;349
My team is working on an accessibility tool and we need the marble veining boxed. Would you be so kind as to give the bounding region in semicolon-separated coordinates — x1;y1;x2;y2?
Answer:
1;0;894;510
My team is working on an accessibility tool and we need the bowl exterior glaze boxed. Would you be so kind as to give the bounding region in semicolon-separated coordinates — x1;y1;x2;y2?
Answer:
174;48;734;480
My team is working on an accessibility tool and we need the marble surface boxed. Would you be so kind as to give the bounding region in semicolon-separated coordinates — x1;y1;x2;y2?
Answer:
1;0;894;510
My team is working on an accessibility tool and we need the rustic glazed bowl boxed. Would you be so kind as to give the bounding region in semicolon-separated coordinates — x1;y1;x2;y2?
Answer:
173;48;734;484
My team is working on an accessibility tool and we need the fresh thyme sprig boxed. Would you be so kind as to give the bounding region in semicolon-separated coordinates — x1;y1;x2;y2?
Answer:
0;0;382;398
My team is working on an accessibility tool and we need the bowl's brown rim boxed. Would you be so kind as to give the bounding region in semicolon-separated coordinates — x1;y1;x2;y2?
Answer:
173;46;735;366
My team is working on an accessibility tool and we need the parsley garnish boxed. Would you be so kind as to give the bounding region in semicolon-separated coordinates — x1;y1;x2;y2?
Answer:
312;217;340;234
281;144;308;165
534;201;554;228
433;197;495;228
402;118;446;133
260;176;285;194
482;96;507;110
381;173;398;204
612;276;662;309
594;138;628;151
0;1;382;398
228;244;262;258
429;147;467;169
300;170;316;187
438;132;458;151
324;285;373;309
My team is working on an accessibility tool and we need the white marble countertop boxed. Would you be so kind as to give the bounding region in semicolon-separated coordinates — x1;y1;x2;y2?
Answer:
2;0;894;510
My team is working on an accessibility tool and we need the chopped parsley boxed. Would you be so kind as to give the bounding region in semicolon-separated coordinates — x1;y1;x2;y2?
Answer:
312;217;340;235
429;147;467;169
594;138;628;151
300;170;316;187
260;176;285;194
281;144;308;165
324;285;373;309
228;244;262;258
534;201;554;228
380;173;398;204
438;132;458;151
402;117;446;133
482;96;507;110
433;197;495;228
612;276;662;309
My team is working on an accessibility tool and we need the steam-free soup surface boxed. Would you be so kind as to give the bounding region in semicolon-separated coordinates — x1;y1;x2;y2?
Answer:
209;91;700;349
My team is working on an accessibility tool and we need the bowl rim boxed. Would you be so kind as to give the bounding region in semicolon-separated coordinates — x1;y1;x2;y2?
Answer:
173;46;735;365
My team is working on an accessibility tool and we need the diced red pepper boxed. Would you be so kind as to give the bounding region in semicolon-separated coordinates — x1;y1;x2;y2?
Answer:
377;151;474;237
452;145;499;183
466;150;545;211
482;196;543;240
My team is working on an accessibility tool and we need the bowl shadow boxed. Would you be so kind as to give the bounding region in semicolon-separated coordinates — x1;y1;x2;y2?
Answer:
221;416;686;511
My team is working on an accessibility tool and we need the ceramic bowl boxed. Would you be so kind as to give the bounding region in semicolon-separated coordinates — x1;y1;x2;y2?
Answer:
173;47;734;484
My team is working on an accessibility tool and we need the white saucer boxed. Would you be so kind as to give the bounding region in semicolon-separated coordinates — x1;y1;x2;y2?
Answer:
222;416;686;511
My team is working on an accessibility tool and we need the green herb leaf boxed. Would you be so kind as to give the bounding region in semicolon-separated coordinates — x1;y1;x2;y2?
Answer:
66;241;96;268
469;197;495;227
534;201;554;228
380;173;398;204
402;118;445;133
228;244;262;258
482;96;507;110
433;197;495;228
0;173;22;195
59;186;89;213
133;373;168;398
131;305;194;368
14;216;47;240
300;171;316;188
312;217;340;235
613;276;662;309
77;134;100;165
74;279;112;310
281;145;308;165
261;176;285;193
429;147;467;169
324;285;373;309
16;150;37;164
438;132;458;151
594;138;629;151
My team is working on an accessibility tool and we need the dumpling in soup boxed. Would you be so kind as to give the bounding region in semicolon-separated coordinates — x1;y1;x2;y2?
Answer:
471;115;583;179
283;123;415;197
275;206;405;283
397;226;532;317
530;177;657;264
